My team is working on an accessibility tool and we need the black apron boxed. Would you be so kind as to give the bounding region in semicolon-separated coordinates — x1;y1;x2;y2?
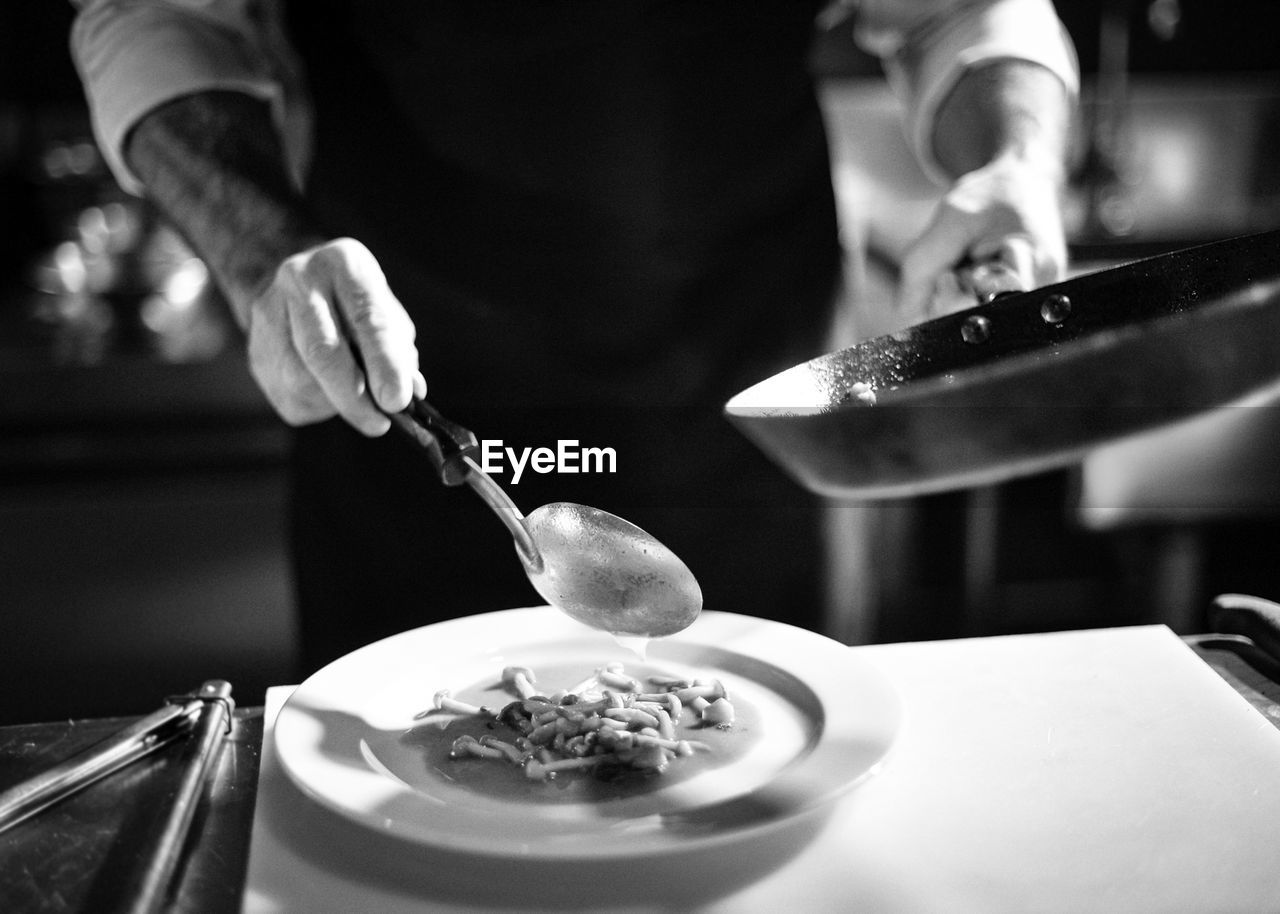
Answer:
283;0;842;671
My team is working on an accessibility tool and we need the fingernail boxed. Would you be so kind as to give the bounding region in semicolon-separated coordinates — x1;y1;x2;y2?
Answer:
413;372;427;400
377;383;410;412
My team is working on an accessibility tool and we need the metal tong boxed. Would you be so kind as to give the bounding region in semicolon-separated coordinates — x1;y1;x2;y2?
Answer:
0;679;235;914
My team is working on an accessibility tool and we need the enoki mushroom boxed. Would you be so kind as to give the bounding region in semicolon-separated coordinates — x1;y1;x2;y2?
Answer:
418;662;736;780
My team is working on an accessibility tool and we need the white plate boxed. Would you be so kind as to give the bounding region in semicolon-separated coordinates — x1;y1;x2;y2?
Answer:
274;607;901;860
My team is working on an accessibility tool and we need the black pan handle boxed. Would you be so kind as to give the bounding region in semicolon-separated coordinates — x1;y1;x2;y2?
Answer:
1210;593;1280;665
388;397;478;487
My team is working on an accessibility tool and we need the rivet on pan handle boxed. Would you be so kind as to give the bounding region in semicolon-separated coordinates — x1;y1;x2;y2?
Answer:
956;256;1026;345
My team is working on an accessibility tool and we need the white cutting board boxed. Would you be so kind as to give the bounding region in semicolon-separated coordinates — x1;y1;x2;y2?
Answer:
243;625;1280;913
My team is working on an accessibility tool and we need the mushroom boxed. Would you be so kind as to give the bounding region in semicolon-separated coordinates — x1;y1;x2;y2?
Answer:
524;758;548;780
630;745;671;771
655;708;675;740
433;688;484;716
673;680;727;704
599;668;642;692
478;736;524;763
502;666;538;700
702;697;735;726
603;707;661;730
450;735;505;759
524;755;600;780
646;675;689;691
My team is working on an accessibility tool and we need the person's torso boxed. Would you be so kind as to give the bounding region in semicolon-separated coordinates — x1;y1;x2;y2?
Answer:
284;0;840;407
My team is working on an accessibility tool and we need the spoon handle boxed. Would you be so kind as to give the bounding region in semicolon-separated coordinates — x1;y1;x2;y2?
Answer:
340;319;478;487
378;386;541;570
389;397;478;486
389;398;541;569
460;456;542;571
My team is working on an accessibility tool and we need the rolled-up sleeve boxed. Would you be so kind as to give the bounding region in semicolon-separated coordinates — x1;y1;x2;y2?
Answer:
853;0;1080;182
70;0;309;194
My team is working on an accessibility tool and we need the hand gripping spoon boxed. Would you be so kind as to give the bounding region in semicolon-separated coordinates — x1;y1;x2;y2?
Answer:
387;398;703;639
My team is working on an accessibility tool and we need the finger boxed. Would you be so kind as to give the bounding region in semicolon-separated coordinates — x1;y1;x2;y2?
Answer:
1026;232;1068;286
896;212;974;322
929;271;974;319
413;370;427;401
268;373;341;427
245;289;341;427
958;259;1025;304
249;335;339;426
970;234;1037;295
288;282;392;436
328;250;420;414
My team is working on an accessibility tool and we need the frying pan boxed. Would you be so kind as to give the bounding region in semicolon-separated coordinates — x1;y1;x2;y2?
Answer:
725;229;1280;498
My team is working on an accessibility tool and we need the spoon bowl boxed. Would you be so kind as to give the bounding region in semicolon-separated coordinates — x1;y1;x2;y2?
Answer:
459;456;703;638
521;502;703;638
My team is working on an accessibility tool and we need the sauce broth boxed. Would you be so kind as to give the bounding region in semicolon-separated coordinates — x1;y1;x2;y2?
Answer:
396;661;761;806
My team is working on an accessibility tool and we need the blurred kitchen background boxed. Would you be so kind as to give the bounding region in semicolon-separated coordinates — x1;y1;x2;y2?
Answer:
2;1;1279;724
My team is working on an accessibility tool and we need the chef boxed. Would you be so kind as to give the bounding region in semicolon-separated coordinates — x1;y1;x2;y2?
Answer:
71;0;1078;671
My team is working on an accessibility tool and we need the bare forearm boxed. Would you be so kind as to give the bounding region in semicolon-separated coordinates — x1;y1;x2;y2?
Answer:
931;60;1071;183
123;91;325;327
896;60;1072;321
124;90;421;433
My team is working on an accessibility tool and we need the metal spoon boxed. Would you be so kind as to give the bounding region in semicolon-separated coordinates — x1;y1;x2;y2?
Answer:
388;398;703;638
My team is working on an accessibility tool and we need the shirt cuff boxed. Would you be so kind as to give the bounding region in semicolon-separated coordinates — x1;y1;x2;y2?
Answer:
863;0;1080;184
71;4;286;195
